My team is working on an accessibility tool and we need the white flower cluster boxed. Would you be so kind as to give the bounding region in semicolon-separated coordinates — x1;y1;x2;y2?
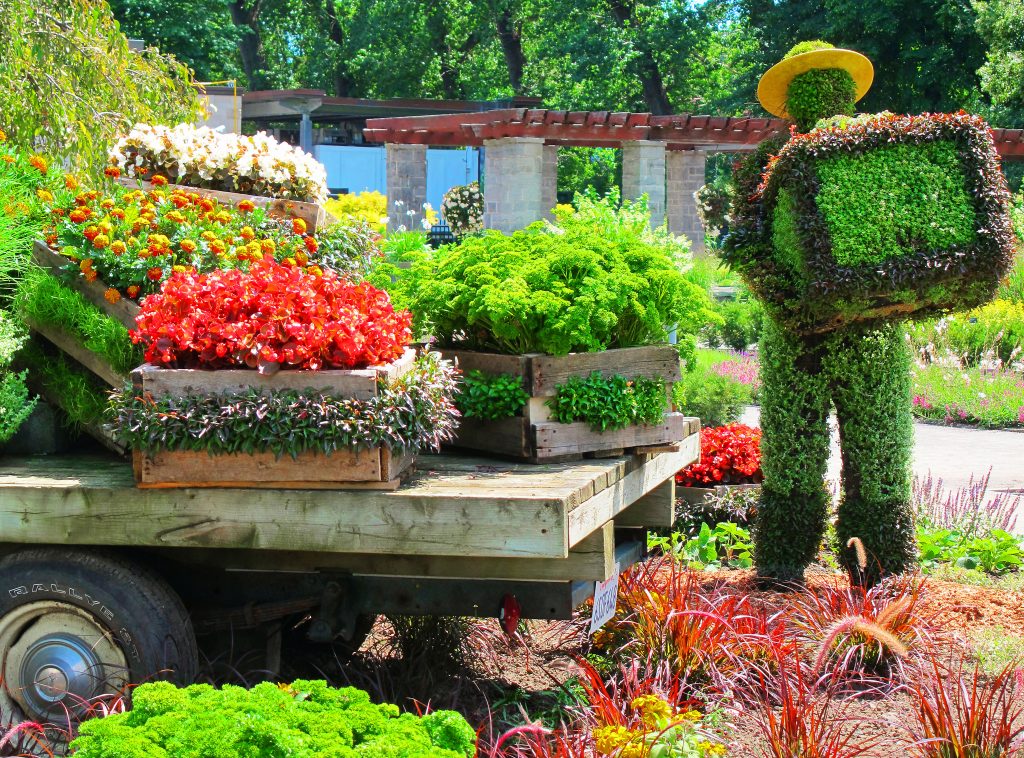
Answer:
109;123;329;204
441;181;484;237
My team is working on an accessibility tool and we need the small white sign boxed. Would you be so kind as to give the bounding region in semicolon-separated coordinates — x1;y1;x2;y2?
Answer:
589;562;620;635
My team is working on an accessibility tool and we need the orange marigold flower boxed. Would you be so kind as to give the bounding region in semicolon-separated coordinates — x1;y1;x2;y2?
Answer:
104;166;121;179
83;225;100;241
303;236;318;254
100;199;115;210
0;128;6;142
147;266;163;281
126;285;140;299
1;156;15;164
170;193;189;209
83;270;98;282
237;199;255;213
307;265;323;277
283;257;296;266
198;197;215;212
295;250;308;266
110;240;127;256
150;174;168;186
64;174;79;191
110;208;126;220
260;239;276;255
28;155;47;174
179;239;198;254
92;234;110;250
104;288;121;304
98;221;113;235
292;218;307;235
165;210;186;224
36;189;54;204
79;258;94;273
214;211;232;225
137;166;149;175
74;193;90;206
240;226;256;241
209;239;227;255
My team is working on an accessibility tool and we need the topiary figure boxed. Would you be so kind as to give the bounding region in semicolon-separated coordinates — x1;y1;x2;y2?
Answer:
725;41;1015;586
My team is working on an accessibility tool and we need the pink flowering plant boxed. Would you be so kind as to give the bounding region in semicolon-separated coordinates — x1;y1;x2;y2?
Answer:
911;363;1024;428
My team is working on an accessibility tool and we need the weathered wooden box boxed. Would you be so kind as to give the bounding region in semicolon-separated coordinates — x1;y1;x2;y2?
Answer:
441;345;690;462
129;349;417;489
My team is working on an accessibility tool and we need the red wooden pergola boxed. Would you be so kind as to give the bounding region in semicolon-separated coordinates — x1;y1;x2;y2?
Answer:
363;108;1024;158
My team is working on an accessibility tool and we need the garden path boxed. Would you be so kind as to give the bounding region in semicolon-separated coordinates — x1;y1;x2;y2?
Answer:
740;405;1024;501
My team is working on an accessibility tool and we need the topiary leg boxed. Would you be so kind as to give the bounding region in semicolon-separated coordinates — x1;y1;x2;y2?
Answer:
827;323;916;586
754;318;832;584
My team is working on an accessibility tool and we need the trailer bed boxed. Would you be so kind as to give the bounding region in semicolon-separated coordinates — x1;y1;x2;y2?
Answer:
0;433;697;585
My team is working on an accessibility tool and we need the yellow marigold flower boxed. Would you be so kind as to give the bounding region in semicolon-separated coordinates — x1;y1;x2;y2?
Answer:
240;225;256;241
165;210;186;224
1;156;15;164
28;155;47;174
0;128;6;142
79;258;94;273
214;210;232;224
92;234;110;250
248;249;263;261
64;174;79;191
681;710;702;723
172;265;187;274
200;230;217;242
150;174;168;186
292;217;307;235
237;199;255;213
104;288;121;304
179;239;198;254
36;189;53;204
98;221;113;235
260;239;276;255
632;695;674;730
306;264;323;277
209;239;227;255
110;240;127;256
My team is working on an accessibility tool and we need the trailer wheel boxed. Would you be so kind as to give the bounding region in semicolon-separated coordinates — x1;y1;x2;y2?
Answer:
0;549;197;726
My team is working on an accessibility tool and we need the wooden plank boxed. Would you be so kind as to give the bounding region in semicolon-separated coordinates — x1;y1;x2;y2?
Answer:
534;412;689;457
166;521;618;582
446;416;530;458
616;480;675;528
134;446;395;487
567;435;699;546
32;241;140;330
0;455;569;558
26;318;126;388
134;348;415;400
118;179;323;230
530;345;681;396
439;350;529;383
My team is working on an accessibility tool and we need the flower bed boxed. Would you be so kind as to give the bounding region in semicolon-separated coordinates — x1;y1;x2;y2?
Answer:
115;261;457;488
109;123;329;204
676;423;762;508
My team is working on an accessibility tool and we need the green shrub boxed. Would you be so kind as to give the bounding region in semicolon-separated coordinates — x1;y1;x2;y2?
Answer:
70;680;476;758
648;521;753;569
19;341;108;429
918;525;1024;575
394;191;713;357
14;268;142;376
703;296;763;351
944;300;1024;366
547;372;666;431
673;360;751;427
0;310;35;443
456;370;529;420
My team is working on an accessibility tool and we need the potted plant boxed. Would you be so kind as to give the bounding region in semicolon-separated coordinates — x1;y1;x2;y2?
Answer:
388;193;714;461
113;259;459;488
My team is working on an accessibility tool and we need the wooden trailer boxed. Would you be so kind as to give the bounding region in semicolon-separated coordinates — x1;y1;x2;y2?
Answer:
0;434;697;725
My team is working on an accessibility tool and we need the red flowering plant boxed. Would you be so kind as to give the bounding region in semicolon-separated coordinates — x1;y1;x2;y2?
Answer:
132;259;412;373
677;423;762;487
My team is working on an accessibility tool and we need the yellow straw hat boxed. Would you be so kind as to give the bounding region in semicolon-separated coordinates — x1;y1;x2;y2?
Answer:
757;47;874;120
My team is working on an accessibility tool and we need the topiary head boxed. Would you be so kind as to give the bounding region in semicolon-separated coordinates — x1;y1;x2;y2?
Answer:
784;42;858;132
756;40;873;132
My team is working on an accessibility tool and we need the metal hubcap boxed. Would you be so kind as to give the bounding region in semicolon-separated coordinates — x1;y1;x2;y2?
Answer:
0;602;129;723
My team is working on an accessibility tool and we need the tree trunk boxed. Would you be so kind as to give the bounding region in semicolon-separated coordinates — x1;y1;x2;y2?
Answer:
495;9;525;94
605;0;673;114
229;0;269;91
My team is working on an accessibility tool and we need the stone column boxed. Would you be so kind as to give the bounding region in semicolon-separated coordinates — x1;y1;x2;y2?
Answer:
621;140;666;228
483;137;545;233
385;143;427;233
667;149;707;255
541;144;558;220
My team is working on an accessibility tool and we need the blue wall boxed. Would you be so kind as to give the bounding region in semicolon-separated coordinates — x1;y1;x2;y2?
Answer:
313;145;480;211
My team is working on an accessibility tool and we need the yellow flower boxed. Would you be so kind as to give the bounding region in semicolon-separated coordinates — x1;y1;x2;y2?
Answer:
64;174;79;191
0;128;7;142
631;695;674;730
260;239;276;255
28;155;48;174
240;225;256;241
594;725;643;757
36;189;53;204
103;288;121;304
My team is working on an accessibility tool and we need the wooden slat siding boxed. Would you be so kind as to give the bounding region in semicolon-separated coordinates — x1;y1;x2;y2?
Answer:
567;440;698;546
447;416;530;458
134;446;389;486
615;480;675;528
118;179;323;230
134;348;415;400
529;345;681;396
534;412;689;457
32;241;140;330
364;110;522;131
25;318;126;388
164;521;618;582
439;349;529;385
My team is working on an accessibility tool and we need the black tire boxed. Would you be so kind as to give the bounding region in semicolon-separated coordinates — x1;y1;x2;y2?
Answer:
0;548;197;724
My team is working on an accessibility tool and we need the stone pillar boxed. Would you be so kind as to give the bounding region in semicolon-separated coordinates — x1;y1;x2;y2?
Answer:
541;144;558;220
385;143;427;233
667;149;707;255
621;140;666;228
483;137;545;233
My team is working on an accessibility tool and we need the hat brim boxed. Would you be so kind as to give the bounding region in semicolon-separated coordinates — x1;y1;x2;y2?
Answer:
757;48;874;121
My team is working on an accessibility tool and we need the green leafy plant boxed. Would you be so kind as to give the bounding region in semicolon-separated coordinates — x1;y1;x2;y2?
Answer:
456;370;528;421
547;372;666;431
917;525;1024;575
673;354;751;428
0;310;35;443
648;521;754;569
111;353;460;458
702;296;763;352
70;679;476;758
19;340;109;429
394;191;713;357
14;268;142;376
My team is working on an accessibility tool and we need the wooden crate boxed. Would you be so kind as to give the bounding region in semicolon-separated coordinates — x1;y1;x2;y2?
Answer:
129;348;417;489
442;345;688;461
117;178;324;230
